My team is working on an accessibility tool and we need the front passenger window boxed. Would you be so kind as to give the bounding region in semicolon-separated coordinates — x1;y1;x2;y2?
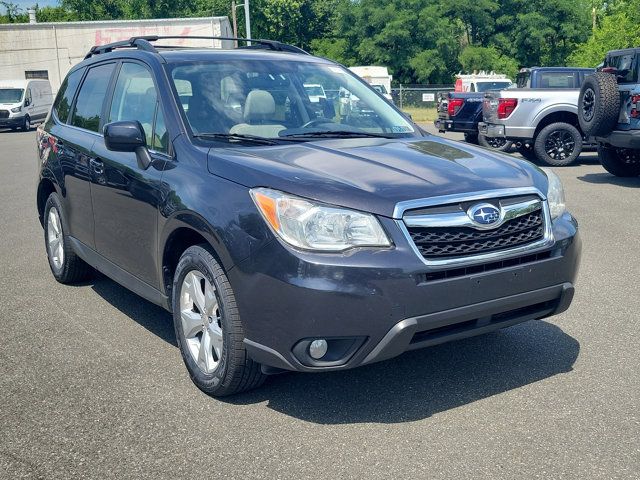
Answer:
109;62;163;149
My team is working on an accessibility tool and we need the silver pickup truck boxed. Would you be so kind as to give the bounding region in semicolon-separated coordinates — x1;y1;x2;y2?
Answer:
479;88;595;166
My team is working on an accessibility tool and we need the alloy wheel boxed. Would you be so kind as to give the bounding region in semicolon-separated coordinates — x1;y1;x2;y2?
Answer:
486;137;508;149
582;88;595;122
47;208;64;270
544;130;576;160
616;148;640;165
179;270;223;374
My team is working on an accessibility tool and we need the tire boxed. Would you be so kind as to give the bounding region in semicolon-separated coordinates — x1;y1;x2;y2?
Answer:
172;245;266;396
44;193;93;283
464;132;479;144
598;144;640;177
478;133;513;152
533;122;583;166
22;116;30;131
578;72;619;137
517;141;538;161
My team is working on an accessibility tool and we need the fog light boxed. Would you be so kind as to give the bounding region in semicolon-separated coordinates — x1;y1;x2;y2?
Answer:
309;339;328;359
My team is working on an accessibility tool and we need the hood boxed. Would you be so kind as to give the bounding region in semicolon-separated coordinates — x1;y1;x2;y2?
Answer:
207;135;548;218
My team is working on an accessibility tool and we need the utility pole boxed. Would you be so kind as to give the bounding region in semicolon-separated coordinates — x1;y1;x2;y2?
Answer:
231;0;238;47
244;0;252;44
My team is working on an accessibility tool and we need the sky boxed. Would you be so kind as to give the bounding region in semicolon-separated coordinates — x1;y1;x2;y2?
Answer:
12;1;59;9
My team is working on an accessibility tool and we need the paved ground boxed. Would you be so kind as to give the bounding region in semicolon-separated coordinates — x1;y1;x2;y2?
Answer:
1;127;638;479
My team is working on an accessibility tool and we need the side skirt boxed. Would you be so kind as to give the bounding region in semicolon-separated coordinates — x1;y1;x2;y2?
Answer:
69;236;171;311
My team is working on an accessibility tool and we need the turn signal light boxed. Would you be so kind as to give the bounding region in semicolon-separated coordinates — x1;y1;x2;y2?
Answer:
447;98;465;117
497;98;518;119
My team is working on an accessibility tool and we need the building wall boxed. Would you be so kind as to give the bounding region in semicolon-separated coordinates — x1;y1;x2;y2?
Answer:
0;17;233;92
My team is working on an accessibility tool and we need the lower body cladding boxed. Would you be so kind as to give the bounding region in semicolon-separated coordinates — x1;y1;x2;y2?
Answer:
230;215;580;374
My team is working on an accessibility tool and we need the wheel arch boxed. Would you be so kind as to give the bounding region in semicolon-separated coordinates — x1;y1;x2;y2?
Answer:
159;213;234;300
36;177;58;227
533;109;582;137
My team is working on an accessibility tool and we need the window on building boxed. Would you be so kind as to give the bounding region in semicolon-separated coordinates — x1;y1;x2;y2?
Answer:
25;70;49;80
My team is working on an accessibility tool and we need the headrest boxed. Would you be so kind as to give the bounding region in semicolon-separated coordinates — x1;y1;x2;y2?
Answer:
244;90;276;122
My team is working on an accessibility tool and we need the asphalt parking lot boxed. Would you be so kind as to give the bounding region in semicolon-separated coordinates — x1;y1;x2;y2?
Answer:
1;127;638;479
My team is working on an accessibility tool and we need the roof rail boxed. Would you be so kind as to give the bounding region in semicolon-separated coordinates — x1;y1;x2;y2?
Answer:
84;35;308;59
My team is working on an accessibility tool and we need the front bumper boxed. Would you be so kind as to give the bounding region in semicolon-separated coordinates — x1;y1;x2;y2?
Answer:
230;214;581;373
0;115;24;128
596;130;640;149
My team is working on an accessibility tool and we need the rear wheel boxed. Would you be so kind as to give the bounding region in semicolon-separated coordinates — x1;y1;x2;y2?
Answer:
517;141;538;161
478;134;513;152
172;245;266;396
533;122;582;166
44;193;93;283
598;144;640;177
464;132;479;144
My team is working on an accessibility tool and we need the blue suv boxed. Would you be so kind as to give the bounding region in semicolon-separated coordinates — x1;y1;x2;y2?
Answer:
36;36;581;396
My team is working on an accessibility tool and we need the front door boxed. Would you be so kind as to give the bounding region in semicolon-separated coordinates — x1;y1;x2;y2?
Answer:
90;61;170;288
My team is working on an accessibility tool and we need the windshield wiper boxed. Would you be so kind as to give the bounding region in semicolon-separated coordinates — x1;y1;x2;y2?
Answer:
279;130;394;139
193;132;283;145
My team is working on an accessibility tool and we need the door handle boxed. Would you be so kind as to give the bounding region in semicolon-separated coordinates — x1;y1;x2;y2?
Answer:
90;158;104;175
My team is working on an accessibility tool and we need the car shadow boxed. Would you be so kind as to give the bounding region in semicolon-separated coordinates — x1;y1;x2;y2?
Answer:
83;274;579;425
87;272;177;347
577;172;640;188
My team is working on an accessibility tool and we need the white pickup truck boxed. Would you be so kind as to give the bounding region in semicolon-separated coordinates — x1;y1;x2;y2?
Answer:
479;67;595;166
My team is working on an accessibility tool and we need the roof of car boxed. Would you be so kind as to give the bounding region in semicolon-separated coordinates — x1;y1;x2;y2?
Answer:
157;48;333;64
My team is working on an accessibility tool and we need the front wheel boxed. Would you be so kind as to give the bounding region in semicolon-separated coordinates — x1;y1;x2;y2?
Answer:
533;122;583;166
172;245;266;396
478;134;513;152
598;145;640;177
22;116;30;131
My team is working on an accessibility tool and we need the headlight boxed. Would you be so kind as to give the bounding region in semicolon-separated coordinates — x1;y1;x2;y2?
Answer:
10;106;21;113
250;187;391;251
541;168;566;219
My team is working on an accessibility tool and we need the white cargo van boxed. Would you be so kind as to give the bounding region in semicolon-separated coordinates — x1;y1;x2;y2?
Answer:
349;66;394;102
0;79;53;131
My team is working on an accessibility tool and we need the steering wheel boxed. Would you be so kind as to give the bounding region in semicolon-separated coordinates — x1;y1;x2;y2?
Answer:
301;118;333;129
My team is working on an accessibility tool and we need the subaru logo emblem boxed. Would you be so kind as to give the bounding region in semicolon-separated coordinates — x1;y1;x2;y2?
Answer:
468;203;501;226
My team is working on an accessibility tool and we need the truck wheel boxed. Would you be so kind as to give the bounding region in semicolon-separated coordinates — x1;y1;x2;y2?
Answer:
44;193;93;283
578;72;619;137
533;122;582;166
517;142;538;161
172;245;266;396
478;134;513;152
464;132;479;144
22;116;31;131
598;144;640;177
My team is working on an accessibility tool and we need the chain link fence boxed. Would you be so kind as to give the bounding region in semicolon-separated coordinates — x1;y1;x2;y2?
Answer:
391;84;454;109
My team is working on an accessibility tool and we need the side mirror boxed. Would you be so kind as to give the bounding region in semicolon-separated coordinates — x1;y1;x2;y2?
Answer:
24;99;31;107
104;121;152;169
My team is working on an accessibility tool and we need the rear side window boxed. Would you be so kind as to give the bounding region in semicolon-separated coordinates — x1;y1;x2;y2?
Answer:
606;54;637;83
71;63;115;132
52;68;84;123
538;72;577;88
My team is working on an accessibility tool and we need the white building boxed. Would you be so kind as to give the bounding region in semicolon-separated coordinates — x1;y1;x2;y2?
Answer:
0;16;233;92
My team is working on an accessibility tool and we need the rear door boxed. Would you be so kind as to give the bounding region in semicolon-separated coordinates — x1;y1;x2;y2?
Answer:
90;61;170;288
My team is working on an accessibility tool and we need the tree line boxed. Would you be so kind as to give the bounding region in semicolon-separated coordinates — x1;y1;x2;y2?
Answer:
1;0;639;85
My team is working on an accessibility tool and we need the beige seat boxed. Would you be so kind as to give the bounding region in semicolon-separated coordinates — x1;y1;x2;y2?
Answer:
230;90;285;137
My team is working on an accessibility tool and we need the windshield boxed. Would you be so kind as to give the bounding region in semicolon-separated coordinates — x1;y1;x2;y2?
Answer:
168;60;416;141
475;81;512;92
0;88;24;104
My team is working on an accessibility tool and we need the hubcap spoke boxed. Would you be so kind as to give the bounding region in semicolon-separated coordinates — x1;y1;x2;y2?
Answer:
180;309;202;339
47;209;64;269
179;269;223;374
